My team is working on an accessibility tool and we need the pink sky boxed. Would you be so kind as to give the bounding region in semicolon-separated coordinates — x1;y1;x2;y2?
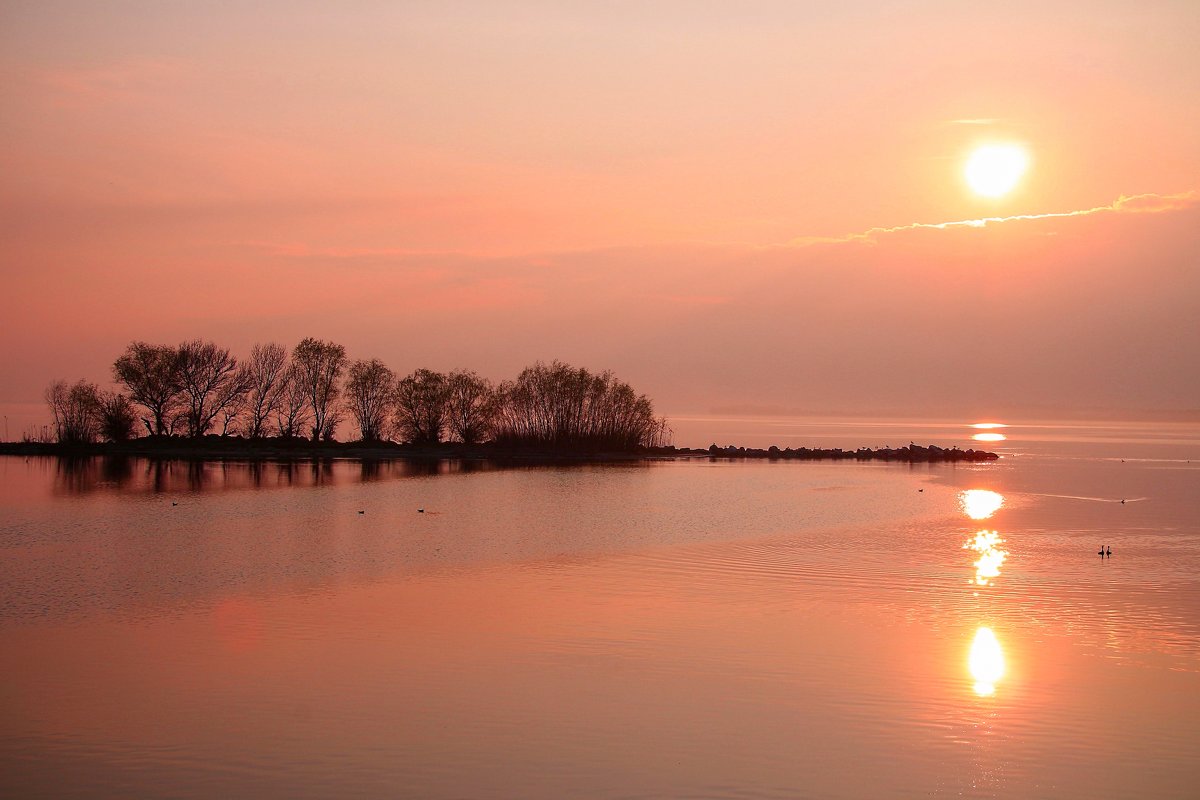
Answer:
2;2;1198;437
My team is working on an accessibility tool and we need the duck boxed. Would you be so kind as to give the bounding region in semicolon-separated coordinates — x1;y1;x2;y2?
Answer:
1098;545;1105;556
1106;546;1112;557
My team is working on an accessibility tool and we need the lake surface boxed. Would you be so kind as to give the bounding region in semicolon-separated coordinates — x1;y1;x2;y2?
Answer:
2;419;1199;798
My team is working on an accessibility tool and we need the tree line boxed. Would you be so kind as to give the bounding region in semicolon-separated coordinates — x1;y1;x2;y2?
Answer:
42;338;670;451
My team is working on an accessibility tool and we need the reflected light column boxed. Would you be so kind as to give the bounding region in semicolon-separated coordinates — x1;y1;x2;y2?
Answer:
961;489;1004;521
960;490;1009;586
969;627;1006;696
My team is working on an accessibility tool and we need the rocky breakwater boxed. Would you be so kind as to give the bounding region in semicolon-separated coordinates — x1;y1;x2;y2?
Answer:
649;443;999;462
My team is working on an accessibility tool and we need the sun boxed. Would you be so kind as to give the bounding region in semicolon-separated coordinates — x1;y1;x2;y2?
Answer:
964;144;1028;197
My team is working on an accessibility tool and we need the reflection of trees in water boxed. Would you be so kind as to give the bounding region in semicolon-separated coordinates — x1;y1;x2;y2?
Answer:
48;455;527;495
402;460;442;478
144;459;211;493
247;460;264;488
310;459;334;486
101;456;133;486
275;461;297;486
53;455;135;494
455;460;489;476
53;457;98;494
147;459;172;493
392;460;493;478
364;459;490;479
188;461;207;491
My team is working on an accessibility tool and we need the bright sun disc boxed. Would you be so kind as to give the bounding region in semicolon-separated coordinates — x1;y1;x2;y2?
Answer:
965;145;1028;197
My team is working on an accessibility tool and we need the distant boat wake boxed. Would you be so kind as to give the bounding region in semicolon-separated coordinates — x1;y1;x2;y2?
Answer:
1028;493;1147;503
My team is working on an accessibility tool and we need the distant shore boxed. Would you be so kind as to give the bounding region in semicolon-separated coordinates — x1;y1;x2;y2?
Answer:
0;438;998;463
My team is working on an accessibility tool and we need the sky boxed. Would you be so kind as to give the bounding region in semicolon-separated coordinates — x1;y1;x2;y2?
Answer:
2;1;1198;438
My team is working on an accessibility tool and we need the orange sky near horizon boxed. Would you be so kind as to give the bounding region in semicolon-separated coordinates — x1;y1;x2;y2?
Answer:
2;1;1198;435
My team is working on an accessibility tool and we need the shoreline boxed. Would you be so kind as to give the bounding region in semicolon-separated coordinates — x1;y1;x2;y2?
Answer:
0;439;999;463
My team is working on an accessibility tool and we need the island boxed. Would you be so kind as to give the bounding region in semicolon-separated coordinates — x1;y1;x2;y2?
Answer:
0;437;997;463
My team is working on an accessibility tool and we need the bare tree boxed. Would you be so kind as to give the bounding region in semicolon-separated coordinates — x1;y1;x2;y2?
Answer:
113;342;182;435
218;389;247;436
242;342;288;438
176;339;245;437
345;359;395;442
213;364;252;436
492;361;669;451
44;380;101;444
445;369;496;444
393;368;449;444
97;391;138;442
275;363;311;438
292;338;346;441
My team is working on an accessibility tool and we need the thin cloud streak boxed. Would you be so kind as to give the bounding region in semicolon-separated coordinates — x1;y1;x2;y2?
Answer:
787;190;1198;247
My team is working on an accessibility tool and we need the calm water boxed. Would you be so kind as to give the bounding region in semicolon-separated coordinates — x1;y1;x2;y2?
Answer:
2;419;1199;798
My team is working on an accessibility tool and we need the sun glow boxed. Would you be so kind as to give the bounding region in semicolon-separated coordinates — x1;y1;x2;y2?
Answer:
965;145;1028;197
969;627;1006;696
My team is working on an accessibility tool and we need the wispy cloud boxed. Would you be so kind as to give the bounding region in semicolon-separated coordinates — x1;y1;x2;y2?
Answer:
787;190;1198;247
1110;191;1198;214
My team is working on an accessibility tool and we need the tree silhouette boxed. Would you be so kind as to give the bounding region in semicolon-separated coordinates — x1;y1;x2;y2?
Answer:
242;342;288;439
176;339;246;437
292;338;346;441
345;358;395;442
274;363;311;438
44;380;101;444
97;391;138;442
393;368;449;444
113;342;182;435
493;361;669;450
445;369;496;445
70;342;671;452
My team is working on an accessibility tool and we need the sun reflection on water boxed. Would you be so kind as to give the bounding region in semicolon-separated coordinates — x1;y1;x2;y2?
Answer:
959;491;1008;586
972;432;1007;442
964;531;1008;586
960;489;1004;520
969;627;1006;696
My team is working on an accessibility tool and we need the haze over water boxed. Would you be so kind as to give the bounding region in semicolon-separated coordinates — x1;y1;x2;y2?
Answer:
2;418;1198;798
